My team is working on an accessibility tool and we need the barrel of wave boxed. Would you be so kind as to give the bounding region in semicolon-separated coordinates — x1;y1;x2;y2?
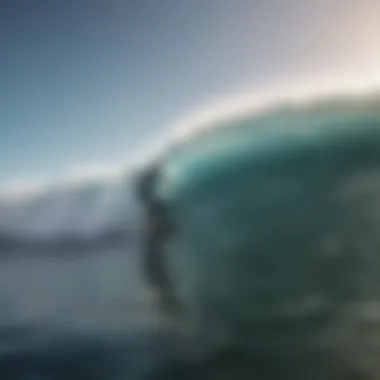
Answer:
148;93;380;376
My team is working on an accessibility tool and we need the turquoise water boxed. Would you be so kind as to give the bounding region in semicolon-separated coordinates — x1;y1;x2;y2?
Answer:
154;96;380;373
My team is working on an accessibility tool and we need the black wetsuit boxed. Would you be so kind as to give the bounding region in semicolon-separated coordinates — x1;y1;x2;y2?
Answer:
136;165;179;314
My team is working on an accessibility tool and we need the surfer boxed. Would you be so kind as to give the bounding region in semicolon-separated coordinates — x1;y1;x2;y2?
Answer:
136;163;180;315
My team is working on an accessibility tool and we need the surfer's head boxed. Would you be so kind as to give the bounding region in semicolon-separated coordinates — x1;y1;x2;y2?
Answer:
136;163;162;206
151;92;380;378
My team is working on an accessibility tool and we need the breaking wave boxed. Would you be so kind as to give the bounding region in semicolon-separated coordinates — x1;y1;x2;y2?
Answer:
2;83;380;242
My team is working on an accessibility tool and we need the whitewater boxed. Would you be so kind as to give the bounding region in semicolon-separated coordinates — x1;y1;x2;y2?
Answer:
0;171;140;240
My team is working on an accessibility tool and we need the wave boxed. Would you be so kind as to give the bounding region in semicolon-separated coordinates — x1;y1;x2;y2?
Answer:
2;83;380;243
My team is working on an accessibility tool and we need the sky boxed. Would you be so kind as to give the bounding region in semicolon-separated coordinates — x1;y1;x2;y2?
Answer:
1;0;380;190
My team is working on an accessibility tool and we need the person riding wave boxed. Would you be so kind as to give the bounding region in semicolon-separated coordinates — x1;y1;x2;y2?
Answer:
136;163;180;315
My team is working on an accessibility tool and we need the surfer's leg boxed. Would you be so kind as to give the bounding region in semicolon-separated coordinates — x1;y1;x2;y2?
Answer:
142;233;182;315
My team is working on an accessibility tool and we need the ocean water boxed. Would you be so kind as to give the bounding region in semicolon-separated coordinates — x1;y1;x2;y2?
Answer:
3;93;380;379
0;244;188;380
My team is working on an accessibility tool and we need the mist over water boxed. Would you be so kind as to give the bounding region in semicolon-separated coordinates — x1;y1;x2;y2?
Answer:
0;174;139;240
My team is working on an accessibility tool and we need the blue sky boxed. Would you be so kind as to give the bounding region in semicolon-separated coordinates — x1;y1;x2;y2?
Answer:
1;0;380;187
